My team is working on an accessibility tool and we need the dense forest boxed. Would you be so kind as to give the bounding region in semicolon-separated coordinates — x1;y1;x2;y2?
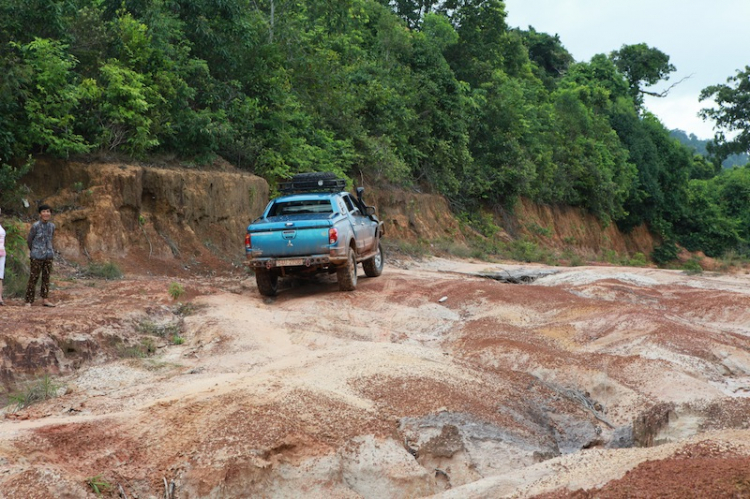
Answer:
1;0;750;261
670;130;749;169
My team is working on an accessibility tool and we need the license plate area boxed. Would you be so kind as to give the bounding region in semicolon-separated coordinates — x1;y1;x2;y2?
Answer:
277;258;304;267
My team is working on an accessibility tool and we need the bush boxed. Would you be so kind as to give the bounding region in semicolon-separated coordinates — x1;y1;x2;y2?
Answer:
628;252;648;267
652;241;680;265
116;338;157;358
682;258;703;275
168;282;185;300
3;219;30;298
82;261;123;279
6;374;61;412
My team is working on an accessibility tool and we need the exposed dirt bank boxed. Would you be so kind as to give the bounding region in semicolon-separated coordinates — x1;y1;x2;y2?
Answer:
2;255;750;498
16;160;656;273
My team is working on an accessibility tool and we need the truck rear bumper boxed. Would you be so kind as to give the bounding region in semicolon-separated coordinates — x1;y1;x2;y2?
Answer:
245;254;347;269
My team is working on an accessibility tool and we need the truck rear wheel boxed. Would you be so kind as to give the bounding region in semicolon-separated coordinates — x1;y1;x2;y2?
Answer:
337;249;357;291
362;241;384;277
255;269;279;296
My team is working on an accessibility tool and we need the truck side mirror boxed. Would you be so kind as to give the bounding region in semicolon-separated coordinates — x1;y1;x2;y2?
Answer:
365;206;376;216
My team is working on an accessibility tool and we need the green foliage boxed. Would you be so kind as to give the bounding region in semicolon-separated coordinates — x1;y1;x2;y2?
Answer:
716;249;750;270
14;38;92;156
682;258;703;275
93;61;159;154
6;374;61;412
503;238;550;263
174;301;201;316
561;248;585;266
0;158;32;205
515;27;573;90
546;83;636;220
670;129;749;170
168;281;185;300
610;43;675;108
2;218;30;297
0;0;740;261
652;241;680;265
460;210;502;239
136;318;180;338
82;261;123;280
383;238;429;258
526;222;552;237
700;65;750;163
86;474;112;496
628;252;648;267
116;338;157;358
676;178;742;257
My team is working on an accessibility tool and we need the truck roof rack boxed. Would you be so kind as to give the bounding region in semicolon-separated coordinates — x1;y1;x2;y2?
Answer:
279;173;346;194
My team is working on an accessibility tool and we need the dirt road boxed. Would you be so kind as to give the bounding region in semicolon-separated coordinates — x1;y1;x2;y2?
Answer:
2;257;750;498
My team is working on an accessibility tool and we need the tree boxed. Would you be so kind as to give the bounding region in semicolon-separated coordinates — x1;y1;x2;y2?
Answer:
439;0;527;84
377;0;441;29
515;27;573;90
15;38;91;156
699;65;750;163
610;43;675;108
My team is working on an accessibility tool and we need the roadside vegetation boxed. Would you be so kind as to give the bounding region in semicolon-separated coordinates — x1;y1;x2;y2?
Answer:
1;0;749;269
5;374;63;412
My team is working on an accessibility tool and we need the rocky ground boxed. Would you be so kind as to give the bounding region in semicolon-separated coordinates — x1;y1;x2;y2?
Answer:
2;254;750;498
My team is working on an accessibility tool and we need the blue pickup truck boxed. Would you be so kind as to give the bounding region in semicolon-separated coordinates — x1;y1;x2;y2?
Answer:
245;173;385;296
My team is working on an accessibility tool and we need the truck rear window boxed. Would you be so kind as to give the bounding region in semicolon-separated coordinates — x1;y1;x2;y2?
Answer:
268;200;334;216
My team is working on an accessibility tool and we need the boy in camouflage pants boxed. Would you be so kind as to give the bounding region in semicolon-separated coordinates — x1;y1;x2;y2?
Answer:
25;204;57;307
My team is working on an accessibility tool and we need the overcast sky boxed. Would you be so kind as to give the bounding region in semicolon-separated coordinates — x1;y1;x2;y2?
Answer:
504;1;750;139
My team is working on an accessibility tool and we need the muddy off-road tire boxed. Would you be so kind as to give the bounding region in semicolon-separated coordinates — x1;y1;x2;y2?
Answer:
255;269;279;296
337;249;358;291
362;241;384;277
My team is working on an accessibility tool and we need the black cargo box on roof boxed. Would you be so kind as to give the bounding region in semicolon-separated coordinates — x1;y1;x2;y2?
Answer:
279;172;346;194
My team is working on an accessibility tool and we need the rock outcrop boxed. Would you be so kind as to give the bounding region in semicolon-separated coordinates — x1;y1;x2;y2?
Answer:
20;158;268;271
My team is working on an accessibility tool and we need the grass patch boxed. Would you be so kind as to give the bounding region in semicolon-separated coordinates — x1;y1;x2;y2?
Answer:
627;252;648;267
430;238;473;259
81;261;123;280
682;258;704;275
86;474;112;496
503;238;556;264
525;222;553;237
174;302;203;316
6;374;62;412
383;239;430;258
116;338;157;358
135;318;181;338
716;249;750;272
561;248;585;266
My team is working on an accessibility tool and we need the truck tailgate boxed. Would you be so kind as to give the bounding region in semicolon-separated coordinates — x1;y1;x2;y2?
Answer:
249;218;334;258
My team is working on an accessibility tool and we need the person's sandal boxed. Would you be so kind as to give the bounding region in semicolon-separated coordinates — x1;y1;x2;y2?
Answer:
43;302;57;307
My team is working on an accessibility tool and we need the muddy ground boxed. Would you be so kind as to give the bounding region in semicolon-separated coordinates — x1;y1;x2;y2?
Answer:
2;254;750;498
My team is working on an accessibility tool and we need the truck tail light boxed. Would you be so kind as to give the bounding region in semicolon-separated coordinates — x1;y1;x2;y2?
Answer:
329;228;338;245
245;232;251;250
